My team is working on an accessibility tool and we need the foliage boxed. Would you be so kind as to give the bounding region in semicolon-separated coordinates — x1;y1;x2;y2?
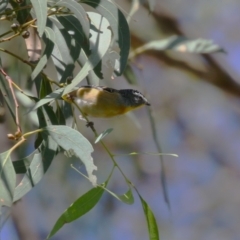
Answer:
0;0;223;239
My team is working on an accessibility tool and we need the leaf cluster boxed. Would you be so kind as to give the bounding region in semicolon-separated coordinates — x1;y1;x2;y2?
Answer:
0;0;224;239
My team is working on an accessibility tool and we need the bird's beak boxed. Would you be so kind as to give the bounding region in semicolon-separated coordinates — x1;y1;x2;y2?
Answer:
145;101;151;106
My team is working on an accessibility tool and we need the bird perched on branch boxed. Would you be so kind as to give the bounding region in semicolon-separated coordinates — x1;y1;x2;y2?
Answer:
63;85;150;118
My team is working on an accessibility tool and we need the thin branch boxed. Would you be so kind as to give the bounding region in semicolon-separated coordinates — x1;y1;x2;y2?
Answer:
0;48;33;67
72;100;133;185
1;31;21;42
0;48;61;87
0;30;13;39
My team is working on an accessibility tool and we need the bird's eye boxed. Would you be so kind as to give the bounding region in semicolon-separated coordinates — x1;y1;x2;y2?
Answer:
103;87;115;93
134;96;141;102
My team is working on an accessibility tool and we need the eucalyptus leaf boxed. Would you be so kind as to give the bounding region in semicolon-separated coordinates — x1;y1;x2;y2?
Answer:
31;27;55;80
0;73;15;121
95;128;113;143
13;153;42;201
106;187;134;205
88;11;112;79
123;63;137;84
62;11;112;95
0;151;16;208
10;0;31;24
13;106;58;202
13;134;57;201
43;125;97;186
39;76;53;98
117;188;134;204
31;88;64;111
49;17;77;82
30;0;47;37
51;15;85;82
47;182;106;239
84;0;130;75
0;0;8;13
13;149;38;174
131;36;225;57
56;104;66;125
57;0;90;39
137;192;159;240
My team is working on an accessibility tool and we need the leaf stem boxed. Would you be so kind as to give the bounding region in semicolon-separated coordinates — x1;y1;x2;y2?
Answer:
22;129;43;138
72;101;133;186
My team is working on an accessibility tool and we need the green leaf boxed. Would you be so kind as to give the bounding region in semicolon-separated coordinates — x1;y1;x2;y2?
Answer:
31;88;64;111
43;105;59;125
117;188;134;204
137;192;159;240
13;152;42;201
78;48;100;85
43;125;97;186
47;182;106;239
0;151;16;208
95;128;113;143
57;0;90;39
40;135;58;172
123;63;137;84
13;135;57;201
115;152;178;157
39;75;53;99
12;104;58;201
0;72;15;121
49;17;77;82
62;11;112;95
31;27;55;80
13;150;37;174
34;132;43;149
13;138;57;201
37;101;59;127
50;15;85;82
62;50;99;95
56;15;89;52
131;36;225;56
9;0;31;24
30;0;47;37
106;187;134;205
56;104;66;125
0;0;8;13
88;11;112;72
48;18;68;81
84;0;130;75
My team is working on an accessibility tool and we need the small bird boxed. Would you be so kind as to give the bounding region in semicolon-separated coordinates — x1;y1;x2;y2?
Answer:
63;85;150;118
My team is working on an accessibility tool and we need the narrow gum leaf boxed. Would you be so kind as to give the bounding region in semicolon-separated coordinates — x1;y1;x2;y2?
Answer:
43;125;97;186
47;182;106;239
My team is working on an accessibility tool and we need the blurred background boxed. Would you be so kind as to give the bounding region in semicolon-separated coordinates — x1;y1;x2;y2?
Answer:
1;0;240;239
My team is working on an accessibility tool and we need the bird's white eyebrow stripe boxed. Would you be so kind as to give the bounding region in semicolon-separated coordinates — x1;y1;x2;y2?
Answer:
134;91;144;98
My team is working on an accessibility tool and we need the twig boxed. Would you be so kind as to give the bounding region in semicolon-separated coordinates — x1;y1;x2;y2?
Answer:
1;31;21;42
72;100;133;185
0;48;33;67
0;48;61;87
0;18;37;43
